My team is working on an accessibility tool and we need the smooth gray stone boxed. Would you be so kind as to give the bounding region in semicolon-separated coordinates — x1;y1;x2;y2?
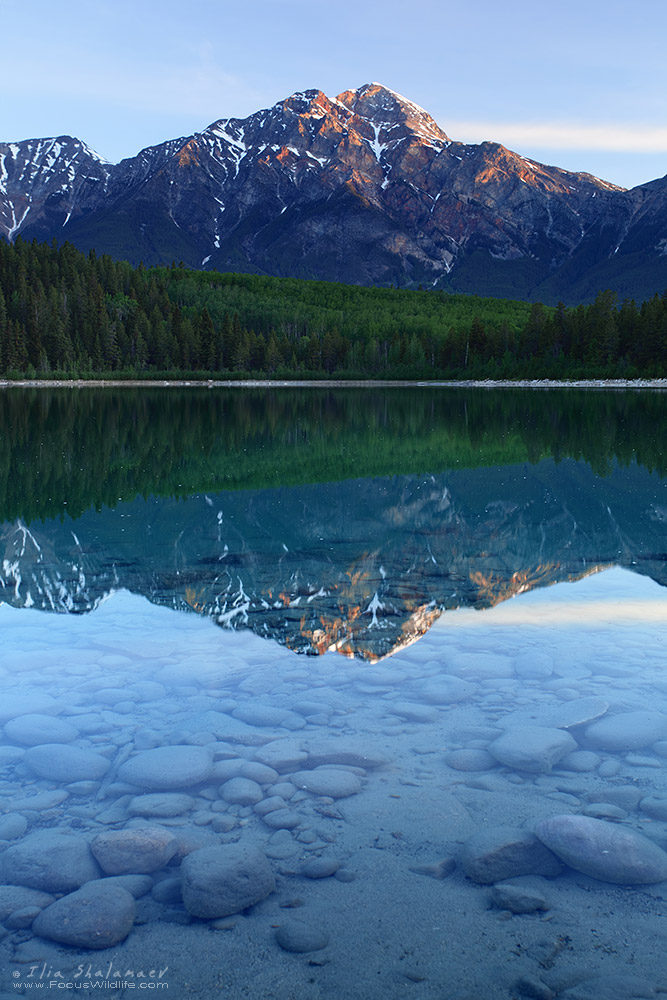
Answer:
220;776;263;806
0;885;55;921
290;769;361;798
32;884;135;949
445;749;497;772
302;742;388;769
151;878;182;904
239;761;279;784
10;790;69;812
181;844;275;918
261;809;301;830
558;751;600;773
300;857;341;879
489;726;576;774
5;904;42;929
91;827;178;875
513;652;553;679
0;832;101;891
535;813;667;884
254;742;308;772
462;826;562;884
4;713;79;746
275;918;329;953
254;796;288;816
127;793;196;817
584;710;667;751
118;746;214;789
24;744;110;783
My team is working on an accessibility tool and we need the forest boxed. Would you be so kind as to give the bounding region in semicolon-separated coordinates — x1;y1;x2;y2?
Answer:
0;237;666;379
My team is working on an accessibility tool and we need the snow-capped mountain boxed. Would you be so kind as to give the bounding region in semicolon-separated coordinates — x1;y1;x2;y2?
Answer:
2;83;666;303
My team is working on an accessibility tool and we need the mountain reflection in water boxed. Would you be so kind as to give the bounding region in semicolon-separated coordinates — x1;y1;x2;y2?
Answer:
1;387;666;660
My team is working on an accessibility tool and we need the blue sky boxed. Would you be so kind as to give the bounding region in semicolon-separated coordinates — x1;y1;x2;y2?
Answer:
2;0;666;189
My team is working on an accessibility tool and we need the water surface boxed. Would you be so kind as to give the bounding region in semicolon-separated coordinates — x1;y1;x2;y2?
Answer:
1;388;667;1000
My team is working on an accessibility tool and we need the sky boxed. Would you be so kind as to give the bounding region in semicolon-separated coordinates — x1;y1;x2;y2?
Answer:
2;0;666;190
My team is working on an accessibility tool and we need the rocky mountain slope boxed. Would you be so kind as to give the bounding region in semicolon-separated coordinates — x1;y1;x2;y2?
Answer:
1;83;666;303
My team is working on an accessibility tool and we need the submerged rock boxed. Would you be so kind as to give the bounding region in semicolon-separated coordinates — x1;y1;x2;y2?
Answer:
462;826;562;884
32;884;135;949
181;843;275;918
24;744;110;782
584;710;667;751
118;745;213;789
534;813;667;884
488;726;576;773
91;827;178;875
275;918;329;953
4;713;79;745
0;831;101;892
290;768;361;798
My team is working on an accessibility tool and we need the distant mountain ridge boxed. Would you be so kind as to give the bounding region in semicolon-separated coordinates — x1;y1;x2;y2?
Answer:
1;83;666;304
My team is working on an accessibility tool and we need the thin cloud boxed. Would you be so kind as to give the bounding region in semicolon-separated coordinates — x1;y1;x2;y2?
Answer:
443;121;667;154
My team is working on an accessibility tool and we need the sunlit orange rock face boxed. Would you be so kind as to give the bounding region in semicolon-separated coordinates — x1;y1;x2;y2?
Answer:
4;82;660;303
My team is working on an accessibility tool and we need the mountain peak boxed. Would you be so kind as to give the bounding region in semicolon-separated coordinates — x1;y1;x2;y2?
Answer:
336;82;450;145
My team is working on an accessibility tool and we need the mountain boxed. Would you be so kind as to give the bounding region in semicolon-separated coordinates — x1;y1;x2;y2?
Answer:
1;83;666;304
1;460;666;661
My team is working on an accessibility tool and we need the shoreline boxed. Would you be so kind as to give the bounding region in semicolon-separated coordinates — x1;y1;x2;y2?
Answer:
1;377;667;390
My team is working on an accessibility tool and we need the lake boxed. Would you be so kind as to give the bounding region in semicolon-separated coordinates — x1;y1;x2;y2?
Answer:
1;386;667;1000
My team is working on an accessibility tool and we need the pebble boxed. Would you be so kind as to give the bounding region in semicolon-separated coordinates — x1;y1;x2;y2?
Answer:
23;744;110;782
597;759;621;777
535;813;667;884
85;875;153;897
581;803;627;820
488;726;576;773
181;843;275;918
290;768;362;798
558;751;600;773
220;776;264;805
5;904;42;929
32;883;136;949
513;652;553;679
417;677;476;704
445;749;497;771
300;857;341;879
261;808;301;830
151;877;183;904
118;745;214;789
91;827;178;874
275;918;329;953
4;713;79;746
0;831;101;891
303;742;388;769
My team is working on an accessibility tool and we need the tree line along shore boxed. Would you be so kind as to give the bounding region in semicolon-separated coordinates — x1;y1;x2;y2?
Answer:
1;237;666;380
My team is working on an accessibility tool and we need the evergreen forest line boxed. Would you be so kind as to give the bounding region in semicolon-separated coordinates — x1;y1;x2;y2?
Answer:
1;387;665;523
1;238;667;379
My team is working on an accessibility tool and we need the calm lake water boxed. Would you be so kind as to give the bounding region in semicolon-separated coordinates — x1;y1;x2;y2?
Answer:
1;387;667;1000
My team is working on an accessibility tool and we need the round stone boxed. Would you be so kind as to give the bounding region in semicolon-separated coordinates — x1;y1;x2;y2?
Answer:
32;884;135;949
0;812;28;840
290;769;361;798
488;726;576;774
24;744;110;782
301;857;341;879
275;919;329;953
181;843;275;918
4;713;78;746
91;827;178;875
445;749;497;772
535;813;667;884
118;746;214;789
0;886;55;922
220;776;264;806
